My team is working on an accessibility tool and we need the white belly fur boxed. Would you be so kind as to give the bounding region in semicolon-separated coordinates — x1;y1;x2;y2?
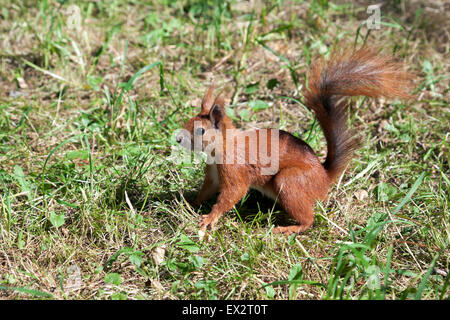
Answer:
250;185;277;200
209;164;220;188
209;164;277;200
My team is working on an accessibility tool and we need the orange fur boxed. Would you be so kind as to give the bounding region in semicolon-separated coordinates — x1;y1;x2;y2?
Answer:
177;47;413;235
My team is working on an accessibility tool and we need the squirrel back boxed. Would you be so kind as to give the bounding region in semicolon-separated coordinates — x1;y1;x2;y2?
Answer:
303;47;413;181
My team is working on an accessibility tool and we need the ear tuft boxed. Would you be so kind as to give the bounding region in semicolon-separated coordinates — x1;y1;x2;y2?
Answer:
201;82;215;113
213;91;227;108
209;104;223;129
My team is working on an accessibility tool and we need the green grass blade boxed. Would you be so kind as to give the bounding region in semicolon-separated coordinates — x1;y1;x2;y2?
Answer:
392;172;426;215
415;253;439;300
0;285;53;299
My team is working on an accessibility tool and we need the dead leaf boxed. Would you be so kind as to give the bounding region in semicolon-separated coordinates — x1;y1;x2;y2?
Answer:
151;279;164;291
378;120;389;133
198;229;211;242
17;77;28;89
354;190;369;201
64;265;82;293
152;246;166;266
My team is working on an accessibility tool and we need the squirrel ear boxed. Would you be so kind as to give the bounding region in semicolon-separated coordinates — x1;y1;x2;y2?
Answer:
209;104;223;129
213;91;226;107
201;82;215;113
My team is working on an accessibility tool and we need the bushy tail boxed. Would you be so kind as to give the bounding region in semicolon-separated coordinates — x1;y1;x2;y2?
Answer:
303;47;413;181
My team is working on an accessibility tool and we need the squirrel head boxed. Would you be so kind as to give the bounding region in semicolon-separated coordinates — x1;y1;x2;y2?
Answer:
176;83;233;152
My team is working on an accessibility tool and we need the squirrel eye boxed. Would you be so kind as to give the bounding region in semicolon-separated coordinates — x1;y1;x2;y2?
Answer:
195;127;205;135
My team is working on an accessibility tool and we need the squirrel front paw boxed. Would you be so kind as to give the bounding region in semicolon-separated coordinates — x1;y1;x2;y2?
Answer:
199;213;219;231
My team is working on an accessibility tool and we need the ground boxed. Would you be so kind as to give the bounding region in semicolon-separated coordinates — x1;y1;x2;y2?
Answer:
0;0;448;300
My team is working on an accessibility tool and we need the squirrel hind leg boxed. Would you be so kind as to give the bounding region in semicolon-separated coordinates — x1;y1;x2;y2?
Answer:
272;210;314;235
273;225;305;235
272;168;317;235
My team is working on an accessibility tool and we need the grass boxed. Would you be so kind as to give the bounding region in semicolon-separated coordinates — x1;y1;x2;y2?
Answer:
0;0;448;300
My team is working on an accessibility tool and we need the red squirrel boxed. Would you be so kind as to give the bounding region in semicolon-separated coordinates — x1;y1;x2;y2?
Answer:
176;47;412;235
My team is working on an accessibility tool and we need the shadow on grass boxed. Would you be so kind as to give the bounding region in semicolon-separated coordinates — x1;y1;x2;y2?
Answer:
234;190;299;229
113;180;297;231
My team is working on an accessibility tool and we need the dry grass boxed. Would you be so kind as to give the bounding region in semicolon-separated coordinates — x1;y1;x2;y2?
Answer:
0;0;448;300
